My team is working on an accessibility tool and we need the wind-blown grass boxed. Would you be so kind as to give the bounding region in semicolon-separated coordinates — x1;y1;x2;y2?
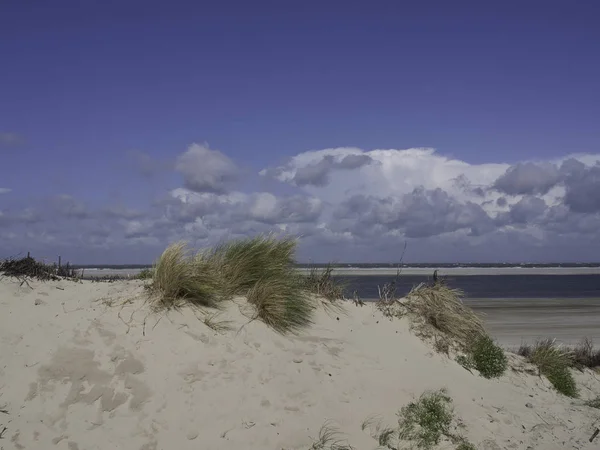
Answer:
208;234;297;295
518;339;578;397
148;242;221;309
404;282;486;349
246;275;315;334
208;234;314;333
303;264;346;301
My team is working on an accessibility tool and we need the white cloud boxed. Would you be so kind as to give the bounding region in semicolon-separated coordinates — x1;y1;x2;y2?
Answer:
175;143;239;194
0;188;11;194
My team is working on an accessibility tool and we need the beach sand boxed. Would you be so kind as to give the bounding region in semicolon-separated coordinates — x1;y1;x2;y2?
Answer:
1;277;599;449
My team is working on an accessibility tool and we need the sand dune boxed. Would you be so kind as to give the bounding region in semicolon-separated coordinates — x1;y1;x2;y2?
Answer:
1;278;599;449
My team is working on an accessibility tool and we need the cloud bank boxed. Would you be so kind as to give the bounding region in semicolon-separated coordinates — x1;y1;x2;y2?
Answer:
2;143;600;263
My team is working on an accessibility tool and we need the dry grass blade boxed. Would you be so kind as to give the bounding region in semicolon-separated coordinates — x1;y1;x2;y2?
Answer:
310;421;355;450
404;282;486;348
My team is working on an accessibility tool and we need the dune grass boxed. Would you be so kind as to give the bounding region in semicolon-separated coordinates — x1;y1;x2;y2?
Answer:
208;234;298;296
303;264;346;301
517;339;578;397
208;234;315;333
404;282;486;349
147;235;316;334
148;242;221;309
309;421;355;450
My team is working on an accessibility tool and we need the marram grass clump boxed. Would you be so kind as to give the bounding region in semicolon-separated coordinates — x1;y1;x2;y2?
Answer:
405;282;486;349
148;235;316;334
208;234;315;334
148;242;221;309
470;335;508;379
525;339;579;398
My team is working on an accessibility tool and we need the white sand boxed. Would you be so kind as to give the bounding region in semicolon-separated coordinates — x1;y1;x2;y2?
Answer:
1;278;599;450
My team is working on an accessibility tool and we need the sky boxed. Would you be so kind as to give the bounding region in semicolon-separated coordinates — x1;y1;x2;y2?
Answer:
1;0;600;264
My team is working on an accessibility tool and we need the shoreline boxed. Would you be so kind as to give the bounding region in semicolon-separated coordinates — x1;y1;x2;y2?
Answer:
80;266;600;278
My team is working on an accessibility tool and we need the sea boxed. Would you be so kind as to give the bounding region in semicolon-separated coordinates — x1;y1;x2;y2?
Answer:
78;264;600;300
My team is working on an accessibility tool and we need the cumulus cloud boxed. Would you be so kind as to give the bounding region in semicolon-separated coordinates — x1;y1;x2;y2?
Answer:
4;144;600;263
261;149;375;187
175;143;239;194
563;163;600;213
493;162;561;196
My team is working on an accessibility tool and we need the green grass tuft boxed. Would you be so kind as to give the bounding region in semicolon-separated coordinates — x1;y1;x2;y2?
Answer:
135;268;154;280
208;234;297;296
470;335;508;379
303;264;346;302
525;339;579;398
246;275;314;334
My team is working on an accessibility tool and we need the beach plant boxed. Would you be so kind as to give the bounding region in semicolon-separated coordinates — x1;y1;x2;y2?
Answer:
572;337;600;370
309;421;355;450
470;335;507;379
526;339;578;398
455;440;477;450
397;389;454;450
584;396;600;409
148;242;221;309
135;268;154;280
455;354;476;372
208;234;315;333
404;282;486;349
303;263;346;302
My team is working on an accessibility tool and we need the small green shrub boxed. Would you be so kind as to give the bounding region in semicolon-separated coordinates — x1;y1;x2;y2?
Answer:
135;268;154;280
470;335;507;379
455;440;477;450
397;389;454;450
584;396;600;409
455;354;475;371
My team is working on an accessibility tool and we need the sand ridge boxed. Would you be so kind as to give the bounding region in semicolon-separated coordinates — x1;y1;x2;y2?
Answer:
1;277;599;449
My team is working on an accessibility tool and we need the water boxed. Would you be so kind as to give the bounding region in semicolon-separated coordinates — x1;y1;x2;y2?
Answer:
335;274;600;300
337;274;600;346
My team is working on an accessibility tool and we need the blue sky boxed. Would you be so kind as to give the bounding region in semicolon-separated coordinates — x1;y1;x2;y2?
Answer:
1;1;600;264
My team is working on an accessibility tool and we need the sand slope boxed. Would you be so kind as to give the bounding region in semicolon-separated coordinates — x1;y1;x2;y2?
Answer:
1;278;599;449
